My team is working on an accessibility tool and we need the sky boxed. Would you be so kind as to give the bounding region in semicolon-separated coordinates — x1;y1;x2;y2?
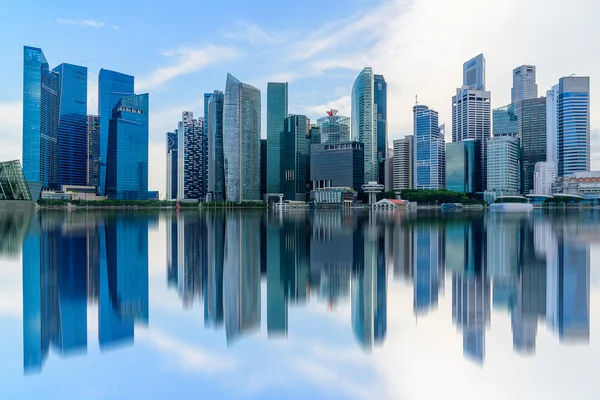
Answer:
0;0;599;196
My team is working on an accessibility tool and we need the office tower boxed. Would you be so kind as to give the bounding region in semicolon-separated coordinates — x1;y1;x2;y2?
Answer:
318;110;351;143
374;74;388;183
98;69;135;195
267;82;288;193
493;104;518;137
512;65;538;103
486;136;519;194
384;152;393;191
548;77;590;176
414;104;445;189
534;161;557;195
106;94;149;200
463;54;486;90
281;115;313;201
166;132;178;200
446;140;482;193
519;97;547;193
52;63;88;187
260;139;267;198
223;73;261;202
207;90;225;202
413;223;444;314
392;135;413;191
352;67;378;183
22;46;59;188
202;94;211;197
310;142;364;193
87;115;100;189
177;111;204;200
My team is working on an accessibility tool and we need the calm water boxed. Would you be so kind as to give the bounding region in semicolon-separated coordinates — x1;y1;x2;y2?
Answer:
0;209;598;399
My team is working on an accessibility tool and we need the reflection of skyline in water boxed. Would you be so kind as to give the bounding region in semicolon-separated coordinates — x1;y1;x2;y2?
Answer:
9;209;595;374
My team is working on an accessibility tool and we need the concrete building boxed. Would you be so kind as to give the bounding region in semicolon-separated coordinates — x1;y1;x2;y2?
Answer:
512;65;538;103
463;54;486;90
533;161;557;196
393;135;413;192
486;136;520;195
177;112;205;200
552;171;600;199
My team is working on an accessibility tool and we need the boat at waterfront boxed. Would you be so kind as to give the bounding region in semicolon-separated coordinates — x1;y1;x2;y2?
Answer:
488;196;533;212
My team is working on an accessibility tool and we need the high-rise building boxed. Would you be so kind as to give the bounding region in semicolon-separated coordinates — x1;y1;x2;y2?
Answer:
177;112;204;200
281;115;319;201
519;97;547;194
414;105;445;189
52;63;88;187
310;142;364;193
223;73;261;202
463;54;486;90
533;161;557;195
22;46;60;188
374;74;387;183
446;139;482;194
318;110;351;143
486;136;519;194
106;94;149;200
260;139;267;198
352;67;378;183
86;115;100;189
384;151;393;191
493;104;518;137
546;85;559;163
267;82;288;193
512;65;538;103
392;135;413;191
98;69;135;196
207;90;225;202
166;131;178;200
549;77;590;176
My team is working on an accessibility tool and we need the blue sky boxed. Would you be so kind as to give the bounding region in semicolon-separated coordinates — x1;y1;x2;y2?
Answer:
1;0;599;194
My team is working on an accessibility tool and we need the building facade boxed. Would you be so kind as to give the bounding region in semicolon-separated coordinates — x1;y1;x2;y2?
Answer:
512;65;538;103
207;90;225;202
352;67;378;183
177;112;204;200
374;74;388;183
318;110;351;144
533;161;557;196
552;171;600;198
463;54;486;90
392;135;413;192
445;139;482;194
98;69;135;196
266;82;288;193
493;104;518;137
87;115;100;189
166;131;178;200
223;73;261;202
486;136;519;194
519;97;547;194
310;142;364;193
414;105;445;190
106;94;149;200
281;115;315;201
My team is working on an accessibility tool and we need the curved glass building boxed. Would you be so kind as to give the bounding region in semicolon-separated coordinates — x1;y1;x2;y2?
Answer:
317;110;350;144
223;74;261;202
351;67;377;183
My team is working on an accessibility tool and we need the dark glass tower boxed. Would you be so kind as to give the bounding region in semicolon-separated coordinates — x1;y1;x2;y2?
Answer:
518;97;546;194
166;131;178;200
281;115;316;201
266;82;288;193
208;91;225;201
374;74;387;183
87;115;100;188
98;69;135;196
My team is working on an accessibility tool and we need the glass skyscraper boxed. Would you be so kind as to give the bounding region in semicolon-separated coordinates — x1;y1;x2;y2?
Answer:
374;74;388;181
266;82;288;193
223;74;261;202
317;110;350;143
281;115;319;201
52;63;88;187
352;67;378;183
166;131;178;200
493;104;518;137
22;46;59;188
98;69;135;196
106;94;149;200
310;142;364;193
207;90;225;201
87;115;100;188
414;105;445;189
519;97;546;194
446;140;482;194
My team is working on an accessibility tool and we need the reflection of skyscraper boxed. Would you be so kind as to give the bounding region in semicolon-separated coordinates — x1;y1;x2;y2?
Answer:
414;223;444;314
224;212;261;343
166;213;178;288
176;213;207;308
205;212;225;327
392;222;413;281
267;217;287;336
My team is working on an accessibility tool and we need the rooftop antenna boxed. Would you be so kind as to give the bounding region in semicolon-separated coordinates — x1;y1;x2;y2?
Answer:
415;94;419;105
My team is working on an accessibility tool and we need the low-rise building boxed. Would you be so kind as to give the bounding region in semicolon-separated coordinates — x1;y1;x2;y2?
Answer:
552;171;600;199
311;187;357;207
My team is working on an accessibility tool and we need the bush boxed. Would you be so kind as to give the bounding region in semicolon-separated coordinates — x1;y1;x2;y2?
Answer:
398;189;475;205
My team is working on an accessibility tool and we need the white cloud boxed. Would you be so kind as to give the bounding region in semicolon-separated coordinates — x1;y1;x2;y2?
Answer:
221;21;293;45
55;18;119;29
301;95;351;122
137;46;239;91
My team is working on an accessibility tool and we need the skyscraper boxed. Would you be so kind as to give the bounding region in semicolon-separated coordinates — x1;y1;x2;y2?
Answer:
392;135;413;191
374;74;387;183
281;115;317;201
414;105;445;189
223;73;261;202
352;67;378;183
166;131;178;200
177;111;204;200
53;63;88;187
98;69;135;196
106;94;149;200
512;65;538;103
446;140;482;194
207;91;225;202
493;104;518;137
519;97;547;193
87;115;100;189
463;54;486;90
310;142;364;193
267;82;288;193
486;136;519;194
533;161;557;195
546;85;559;163
22;46;59;188
318;110;351;144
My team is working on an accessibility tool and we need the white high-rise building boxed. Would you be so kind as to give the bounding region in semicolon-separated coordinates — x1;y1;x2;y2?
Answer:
352;67;378;183
546;85;559;163
393;135;413;191
511;65;538;103
486;136;519;194
533;161;557;195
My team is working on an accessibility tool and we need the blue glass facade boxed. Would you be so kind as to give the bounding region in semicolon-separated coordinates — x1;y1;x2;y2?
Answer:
493;104;518;137
374;74;387;179
281;115;312;201
558;76;590;176
22;46;59;188
352;68;377;183
52;63;88;187
445;140;482;193
267;83;288;193
106;94;149;200
98;69;135;196
208;91;225;201
414;105;445;189
166;132;178;200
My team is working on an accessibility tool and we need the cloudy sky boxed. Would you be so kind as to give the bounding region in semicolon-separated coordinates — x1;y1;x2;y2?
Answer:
0;0;598;195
